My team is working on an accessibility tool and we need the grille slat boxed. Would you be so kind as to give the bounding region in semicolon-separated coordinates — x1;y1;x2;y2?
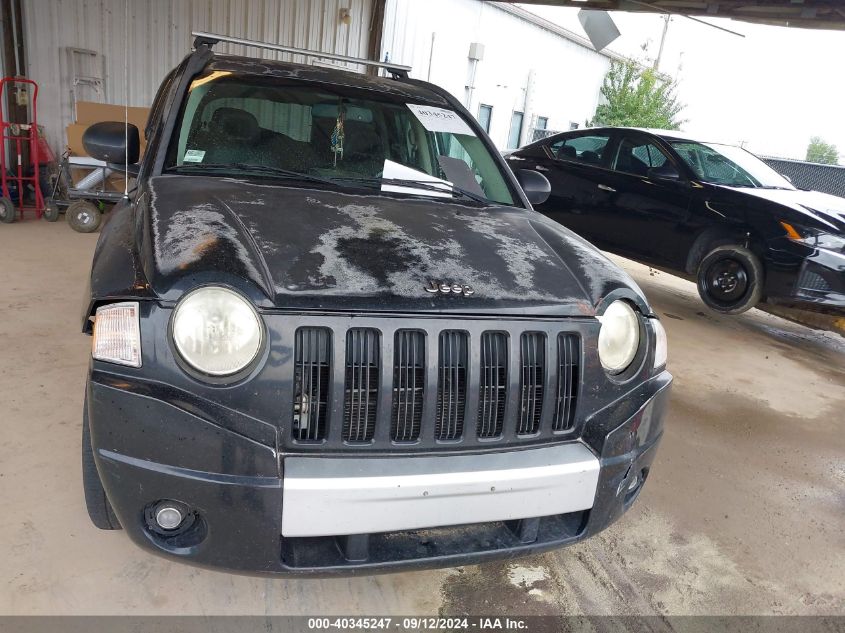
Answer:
518;332;545;436
477;332;508;439
343;329;380;443
554;334;580;431
392;331;425;442
293;328;331;441
436;331;467;441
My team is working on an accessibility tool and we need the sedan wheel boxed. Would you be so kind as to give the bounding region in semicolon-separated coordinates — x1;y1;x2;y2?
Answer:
696;245;764;315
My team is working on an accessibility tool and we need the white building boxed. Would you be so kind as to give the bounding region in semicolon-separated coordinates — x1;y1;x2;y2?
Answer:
381;1;621;148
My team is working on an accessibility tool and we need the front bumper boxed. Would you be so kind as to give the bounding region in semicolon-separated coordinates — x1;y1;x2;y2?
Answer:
766;243;845;314
88;371;671;576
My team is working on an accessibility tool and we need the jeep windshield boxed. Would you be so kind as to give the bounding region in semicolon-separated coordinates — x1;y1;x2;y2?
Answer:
164;72;515;205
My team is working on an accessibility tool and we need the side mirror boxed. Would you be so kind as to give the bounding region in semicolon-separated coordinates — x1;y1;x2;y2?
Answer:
516;169;551;205
647;164;681;181
82;121;140;165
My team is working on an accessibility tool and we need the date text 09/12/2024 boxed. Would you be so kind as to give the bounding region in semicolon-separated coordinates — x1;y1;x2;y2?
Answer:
307;617;529;630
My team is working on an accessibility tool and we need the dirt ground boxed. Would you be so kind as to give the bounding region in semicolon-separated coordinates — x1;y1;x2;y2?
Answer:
1;219;843;616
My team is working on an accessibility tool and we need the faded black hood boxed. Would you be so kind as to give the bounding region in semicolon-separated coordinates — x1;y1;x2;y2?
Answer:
141;175;645;316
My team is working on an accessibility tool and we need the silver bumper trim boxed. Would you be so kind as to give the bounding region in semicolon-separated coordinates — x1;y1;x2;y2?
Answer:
281;443;600;537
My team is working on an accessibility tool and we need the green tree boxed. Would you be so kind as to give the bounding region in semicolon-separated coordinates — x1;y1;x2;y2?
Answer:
805;137;839;165
591;58;686;130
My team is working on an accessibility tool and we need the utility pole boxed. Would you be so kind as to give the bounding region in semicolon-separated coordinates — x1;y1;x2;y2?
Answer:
653;14;670;71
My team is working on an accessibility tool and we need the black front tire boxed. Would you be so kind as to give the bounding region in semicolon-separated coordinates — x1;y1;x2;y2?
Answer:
696;244;764;315
0;196;15;223
82;396;122;530
67;200;102;233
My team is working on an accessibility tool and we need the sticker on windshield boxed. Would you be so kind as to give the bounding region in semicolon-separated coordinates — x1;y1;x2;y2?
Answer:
183;149;206;163
406;104;475;136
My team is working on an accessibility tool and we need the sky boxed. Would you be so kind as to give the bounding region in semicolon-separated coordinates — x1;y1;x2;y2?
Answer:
517;4;845;161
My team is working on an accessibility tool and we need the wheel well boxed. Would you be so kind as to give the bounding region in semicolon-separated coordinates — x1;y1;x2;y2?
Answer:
685;228;767;276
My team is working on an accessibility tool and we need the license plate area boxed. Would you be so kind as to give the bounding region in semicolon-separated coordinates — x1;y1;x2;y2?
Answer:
281;443;600;537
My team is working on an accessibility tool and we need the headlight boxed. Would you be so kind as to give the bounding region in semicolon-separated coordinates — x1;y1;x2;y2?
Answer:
597;300;640;374
780;221;845;251
651;318;668;370
171;287;263;376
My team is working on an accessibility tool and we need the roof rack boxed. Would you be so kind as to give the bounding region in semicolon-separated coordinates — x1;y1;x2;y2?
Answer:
191;31;411;78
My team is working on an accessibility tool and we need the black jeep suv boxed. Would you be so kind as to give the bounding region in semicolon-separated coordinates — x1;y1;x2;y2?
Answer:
79;34;671;576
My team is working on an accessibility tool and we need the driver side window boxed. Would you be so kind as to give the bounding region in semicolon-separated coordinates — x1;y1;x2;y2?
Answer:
613;137;671;177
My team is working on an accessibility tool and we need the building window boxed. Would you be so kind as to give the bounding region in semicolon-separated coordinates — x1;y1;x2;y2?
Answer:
478;103;493;134
536;116;548;130
507;111;524;149
477;104;493;133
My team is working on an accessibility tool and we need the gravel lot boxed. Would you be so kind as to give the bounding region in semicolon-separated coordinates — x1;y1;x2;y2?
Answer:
1;219;843;616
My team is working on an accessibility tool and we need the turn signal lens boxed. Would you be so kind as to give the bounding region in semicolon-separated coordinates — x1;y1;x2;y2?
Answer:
780;221;802;241
651;318;668;370
92;302;142;368
171;286;263;377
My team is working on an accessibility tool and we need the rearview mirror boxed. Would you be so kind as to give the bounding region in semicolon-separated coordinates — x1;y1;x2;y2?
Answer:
516;169;550;205
82;121;140;165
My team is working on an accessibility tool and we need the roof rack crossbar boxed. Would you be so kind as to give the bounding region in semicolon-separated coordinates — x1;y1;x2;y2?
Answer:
191;31;411;77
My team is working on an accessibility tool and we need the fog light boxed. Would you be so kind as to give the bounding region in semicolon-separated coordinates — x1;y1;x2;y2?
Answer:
155;504;184;530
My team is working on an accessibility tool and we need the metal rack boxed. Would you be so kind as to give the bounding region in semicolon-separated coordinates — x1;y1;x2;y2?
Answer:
190;31;412;78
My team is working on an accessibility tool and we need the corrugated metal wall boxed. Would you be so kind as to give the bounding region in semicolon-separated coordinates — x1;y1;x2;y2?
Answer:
21;0;374;151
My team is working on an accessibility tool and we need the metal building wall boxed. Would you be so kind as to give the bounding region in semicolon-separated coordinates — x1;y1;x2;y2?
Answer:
21;0;374;151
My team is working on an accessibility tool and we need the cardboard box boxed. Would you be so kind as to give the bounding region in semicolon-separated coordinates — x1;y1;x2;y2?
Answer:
75;101;149;131
65;123;88;157
66;101;150;158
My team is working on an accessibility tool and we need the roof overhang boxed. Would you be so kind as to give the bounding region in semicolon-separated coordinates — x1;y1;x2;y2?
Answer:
508;1;845;30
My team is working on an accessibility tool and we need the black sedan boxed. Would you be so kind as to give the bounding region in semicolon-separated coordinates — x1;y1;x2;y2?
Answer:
506;127;845;315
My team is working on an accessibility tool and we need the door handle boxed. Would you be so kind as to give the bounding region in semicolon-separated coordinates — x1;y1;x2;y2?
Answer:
597;184;616;192
535;165;549;172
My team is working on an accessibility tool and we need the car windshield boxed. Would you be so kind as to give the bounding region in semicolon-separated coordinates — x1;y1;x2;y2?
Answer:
671;141;795;189
164;72;515;205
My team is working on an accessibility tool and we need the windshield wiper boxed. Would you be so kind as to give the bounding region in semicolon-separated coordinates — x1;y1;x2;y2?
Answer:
334;176;496;205
167;162;341;188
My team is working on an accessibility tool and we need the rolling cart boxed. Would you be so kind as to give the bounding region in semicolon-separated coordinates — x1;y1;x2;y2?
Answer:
0;76;58;223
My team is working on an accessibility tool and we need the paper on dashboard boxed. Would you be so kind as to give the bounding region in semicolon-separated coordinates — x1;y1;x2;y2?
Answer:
381;160;453;198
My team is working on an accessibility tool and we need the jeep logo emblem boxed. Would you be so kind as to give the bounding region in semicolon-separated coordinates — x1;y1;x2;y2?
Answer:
424;281;475;296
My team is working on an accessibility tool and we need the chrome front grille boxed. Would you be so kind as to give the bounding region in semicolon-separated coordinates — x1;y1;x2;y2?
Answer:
289;318;583;449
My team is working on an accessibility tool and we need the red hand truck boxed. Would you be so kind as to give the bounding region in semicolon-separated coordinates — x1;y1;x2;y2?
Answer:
0;77;48;223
